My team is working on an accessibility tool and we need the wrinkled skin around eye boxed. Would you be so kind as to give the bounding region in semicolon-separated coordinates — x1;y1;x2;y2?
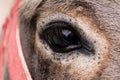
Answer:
18;0;120;80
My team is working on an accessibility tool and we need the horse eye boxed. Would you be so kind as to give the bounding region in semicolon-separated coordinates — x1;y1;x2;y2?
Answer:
40;21;94;54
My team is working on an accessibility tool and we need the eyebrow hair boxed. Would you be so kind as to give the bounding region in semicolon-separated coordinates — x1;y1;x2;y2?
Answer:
73;0;90;8
37;0;47;9
36;0;93;10
69;0;93;10
20;0;94;27
30;0;95;28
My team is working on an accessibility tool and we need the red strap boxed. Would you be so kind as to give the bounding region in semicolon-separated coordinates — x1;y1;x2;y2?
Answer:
0;6;10;80
0;0;29;80
7;11;27;80
7;0;28;80
0;17;9;80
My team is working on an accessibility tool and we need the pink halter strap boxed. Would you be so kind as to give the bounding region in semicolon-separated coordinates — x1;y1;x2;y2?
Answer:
0;0;32;80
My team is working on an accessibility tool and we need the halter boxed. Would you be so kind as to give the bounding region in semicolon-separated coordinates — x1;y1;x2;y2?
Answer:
0;0;32;80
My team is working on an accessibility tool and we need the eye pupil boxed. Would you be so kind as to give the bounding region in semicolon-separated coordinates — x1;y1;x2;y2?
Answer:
62;29;79;45
47;22;80;48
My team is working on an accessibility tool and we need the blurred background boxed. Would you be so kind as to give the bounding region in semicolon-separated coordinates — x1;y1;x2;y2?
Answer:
0;0;15;41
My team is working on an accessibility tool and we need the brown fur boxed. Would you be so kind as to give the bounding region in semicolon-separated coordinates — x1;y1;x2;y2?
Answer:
18;0;120;80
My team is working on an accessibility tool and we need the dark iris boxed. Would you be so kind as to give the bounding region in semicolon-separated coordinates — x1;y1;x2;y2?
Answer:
40;21;94;54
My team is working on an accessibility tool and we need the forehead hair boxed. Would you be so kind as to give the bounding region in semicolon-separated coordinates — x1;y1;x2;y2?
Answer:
18;0;94;22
